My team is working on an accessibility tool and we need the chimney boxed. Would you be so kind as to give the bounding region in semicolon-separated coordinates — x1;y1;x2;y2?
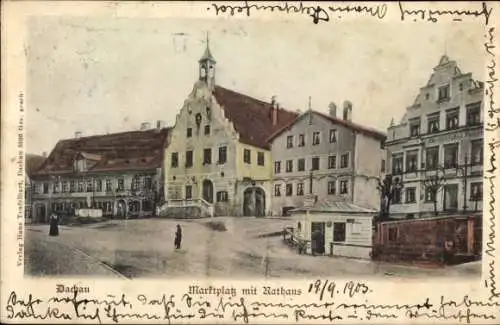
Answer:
156;120;166;129
342;100;352;122
140;122;151;130
272;102;279;126
75;131;82;139
271;95;277;108
42;151;47;157
328;102;337;118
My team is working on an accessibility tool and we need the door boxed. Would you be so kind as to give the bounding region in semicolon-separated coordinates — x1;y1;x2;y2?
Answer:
116;200;127;218
202;179;214;203
443;184;458;211
311;222;326;255
243;187;266;216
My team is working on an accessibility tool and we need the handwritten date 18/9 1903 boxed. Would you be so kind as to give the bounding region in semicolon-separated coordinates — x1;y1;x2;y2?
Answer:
308;280;371;301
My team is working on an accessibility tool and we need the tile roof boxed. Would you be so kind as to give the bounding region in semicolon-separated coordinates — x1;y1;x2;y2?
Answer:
213;86;299;149
266;110;386;142
25;154;47;177
33;127;171;177
292;199;377;214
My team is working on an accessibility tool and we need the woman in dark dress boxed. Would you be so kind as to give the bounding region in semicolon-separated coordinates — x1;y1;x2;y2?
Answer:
174;224;182;249
49;213;59;236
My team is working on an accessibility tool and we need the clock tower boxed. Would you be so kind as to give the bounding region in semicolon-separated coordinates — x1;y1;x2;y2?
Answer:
199;33;216;90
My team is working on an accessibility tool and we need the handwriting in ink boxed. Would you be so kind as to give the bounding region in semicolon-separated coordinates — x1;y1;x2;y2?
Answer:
398;1;492;25
209;1;387;24
484;23;500;301
5;291;71;321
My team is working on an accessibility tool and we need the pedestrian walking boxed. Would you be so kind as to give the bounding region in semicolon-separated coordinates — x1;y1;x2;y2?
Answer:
49;213;59;236
174;224;182;249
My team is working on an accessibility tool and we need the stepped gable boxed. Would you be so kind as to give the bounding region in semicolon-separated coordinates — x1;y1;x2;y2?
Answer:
33;127;171;176
213;85;299;150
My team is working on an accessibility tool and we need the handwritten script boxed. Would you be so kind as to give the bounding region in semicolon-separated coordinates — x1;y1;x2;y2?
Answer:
4;280;499;324
208;1;492;25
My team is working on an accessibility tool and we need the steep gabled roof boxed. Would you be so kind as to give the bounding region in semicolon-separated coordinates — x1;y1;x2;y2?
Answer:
33;127;171;176
25;154;47;177
213;86;299;149
266;110;386;143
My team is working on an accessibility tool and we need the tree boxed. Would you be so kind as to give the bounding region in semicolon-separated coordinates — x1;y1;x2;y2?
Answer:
377;174;403;221
422;167;446;217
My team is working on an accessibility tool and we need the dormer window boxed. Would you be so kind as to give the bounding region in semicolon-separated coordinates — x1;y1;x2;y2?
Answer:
75;158;87;172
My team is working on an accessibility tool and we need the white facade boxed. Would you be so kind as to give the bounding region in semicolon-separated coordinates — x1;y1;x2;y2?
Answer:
385;55;484;218
291;201;376;259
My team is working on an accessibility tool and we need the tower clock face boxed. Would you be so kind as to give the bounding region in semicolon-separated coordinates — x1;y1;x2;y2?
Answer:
200;67;206;78
208;65;214;77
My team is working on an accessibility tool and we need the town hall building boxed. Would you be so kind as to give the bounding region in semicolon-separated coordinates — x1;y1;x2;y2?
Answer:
162;38;298;217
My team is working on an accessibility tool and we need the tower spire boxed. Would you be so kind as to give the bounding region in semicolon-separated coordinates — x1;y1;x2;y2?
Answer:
308;96;312;111
198;31;216;89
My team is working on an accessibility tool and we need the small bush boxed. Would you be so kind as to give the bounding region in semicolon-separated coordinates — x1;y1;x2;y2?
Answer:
205;220;227;231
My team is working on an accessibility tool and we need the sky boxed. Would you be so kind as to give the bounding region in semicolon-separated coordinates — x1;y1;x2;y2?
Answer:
26;17;485;155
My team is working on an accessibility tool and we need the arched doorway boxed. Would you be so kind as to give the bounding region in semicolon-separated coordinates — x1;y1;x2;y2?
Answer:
202;179;214;203
243;187;266;217
35;204;46;223
116;200;127;218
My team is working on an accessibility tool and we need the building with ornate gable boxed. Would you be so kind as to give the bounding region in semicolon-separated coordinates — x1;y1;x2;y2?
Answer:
163;39;298;217
384;55;484;219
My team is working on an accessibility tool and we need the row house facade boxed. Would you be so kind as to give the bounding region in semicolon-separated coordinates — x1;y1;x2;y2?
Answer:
25;153;47;223
29;126;171;222
385;55;484;219
164;39;298;217
268;102;387;216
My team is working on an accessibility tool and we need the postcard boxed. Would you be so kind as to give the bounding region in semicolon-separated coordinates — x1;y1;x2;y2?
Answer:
1;1;500;323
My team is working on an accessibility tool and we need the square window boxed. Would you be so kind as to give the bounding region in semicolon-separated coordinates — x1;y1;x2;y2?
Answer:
405;187;416;203
218;146;227;164
312;132;320;145
409;118;420;137
274;161;281;173
257;152;265;166
297;183;304;196
286;136;294;148
340;153;349;168
311;157;320;171
438;85;450;101
187;128;192;137
466;102;481;126
298;134;305;147
274;184;281;197
427;113;440;133
333;223;346;242
298;158;305;172
203;148;212;165
171;152;179;168
285;184;293;196
339;180;348;194
186;150;193;168
286;160;293;173
243;149;251;164
328;155;336;169
329;129;337;143
204;125;210;135
446;108;459;130
471;140;483;165
327;181;336;195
